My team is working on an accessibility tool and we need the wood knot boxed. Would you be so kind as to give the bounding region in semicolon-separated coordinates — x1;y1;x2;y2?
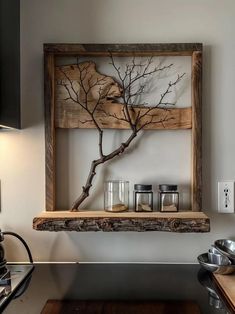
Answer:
170;219;181;231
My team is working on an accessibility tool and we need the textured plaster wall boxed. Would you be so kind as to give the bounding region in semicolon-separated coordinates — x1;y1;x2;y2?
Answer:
0;0;235;262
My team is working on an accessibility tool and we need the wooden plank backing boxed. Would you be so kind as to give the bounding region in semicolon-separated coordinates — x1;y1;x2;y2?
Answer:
55;101;192;130
33;211;210;232
55;62;192;130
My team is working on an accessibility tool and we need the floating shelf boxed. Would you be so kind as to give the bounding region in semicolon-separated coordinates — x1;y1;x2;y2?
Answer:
33;211;210;233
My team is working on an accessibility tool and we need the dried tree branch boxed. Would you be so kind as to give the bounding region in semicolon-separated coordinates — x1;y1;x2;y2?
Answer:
136;73;186;127
59;65;107;158
57;55;185;210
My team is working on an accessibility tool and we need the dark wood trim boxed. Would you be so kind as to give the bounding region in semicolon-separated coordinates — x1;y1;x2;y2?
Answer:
191;51;202;211
44;43;202;56
45;53;56;211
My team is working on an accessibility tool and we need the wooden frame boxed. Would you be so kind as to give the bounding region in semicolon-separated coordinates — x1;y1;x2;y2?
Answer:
44;43;202;213
32;43;209;233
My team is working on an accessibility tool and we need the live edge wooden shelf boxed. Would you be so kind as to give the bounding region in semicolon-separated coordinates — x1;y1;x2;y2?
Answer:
33;211;210;233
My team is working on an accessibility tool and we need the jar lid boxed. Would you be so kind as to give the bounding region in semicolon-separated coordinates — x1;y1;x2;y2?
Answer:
134;184;152;191
159;184;178;191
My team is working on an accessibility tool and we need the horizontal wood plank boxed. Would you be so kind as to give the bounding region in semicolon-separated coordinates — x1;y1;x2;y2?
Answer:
55;101;192;129
33;211;210;232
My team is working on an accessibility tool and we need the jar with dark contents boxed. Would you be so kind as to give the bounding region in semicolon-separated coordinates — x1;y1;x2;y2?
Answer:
159;184;179;212
134;184;153;212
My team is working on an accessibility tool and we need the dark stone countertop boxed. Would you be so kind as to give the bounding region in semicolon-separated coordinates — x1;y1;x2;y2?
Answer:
3;263;231;314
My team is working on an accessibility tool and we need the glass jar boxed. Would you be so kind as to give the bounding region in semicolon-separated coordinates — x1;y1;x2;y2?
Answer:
159;184;179;212
134;184;153;212
104;180;129;212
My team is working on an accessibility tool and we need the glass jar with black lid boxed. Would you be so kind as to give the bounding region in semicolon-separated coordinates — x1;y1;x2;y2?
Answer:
159;184;179;212
134;184;153;212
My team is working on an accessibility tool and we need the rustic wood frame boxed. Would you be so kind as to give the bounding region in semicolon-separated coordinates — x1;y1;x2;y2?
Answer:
44;43;202;213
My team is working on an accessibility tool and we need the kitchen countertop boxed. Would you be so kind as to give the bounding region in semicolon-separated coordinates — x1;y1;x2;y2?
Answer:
3;263;232;314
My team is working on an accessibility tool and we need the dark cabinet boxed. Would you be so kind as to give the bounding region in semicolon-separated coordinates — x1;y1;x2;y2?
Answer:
0;0;20;129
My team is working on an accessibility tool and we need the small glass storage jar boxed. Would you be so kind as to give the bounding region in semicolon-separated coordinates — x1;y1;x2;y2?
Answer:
134;184;153;212
159;184;179;212
104;180;129;212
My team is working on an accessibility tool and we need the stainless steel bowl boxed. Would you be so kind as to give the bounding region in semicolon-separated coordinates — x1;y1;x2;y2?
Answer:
197;253;235;275
208;247;231;265
214;239;235;262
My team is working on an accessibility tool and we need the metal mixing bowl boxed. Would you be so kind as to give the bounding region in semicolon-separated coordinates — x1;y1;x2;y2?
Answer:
214;239;235;262
208;247;231;265
197;253;235;275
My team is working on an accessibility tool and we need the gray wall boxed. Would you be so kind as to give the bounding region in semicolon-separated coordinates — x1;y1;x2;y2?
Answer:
0;0;235;262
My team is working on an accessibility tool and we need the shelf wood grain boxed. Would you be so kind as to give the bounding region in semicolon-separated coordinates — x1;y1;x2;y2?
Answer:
33;211;210;233
213;273;235;312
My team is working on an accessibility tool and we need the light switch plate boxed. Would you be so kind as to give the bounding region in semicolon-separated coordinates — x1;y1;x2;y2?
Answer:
218;181;235;213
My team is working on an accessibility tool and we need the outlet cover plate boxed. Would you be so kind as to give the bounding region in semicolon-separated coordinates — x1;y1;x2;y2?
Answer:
218;181;234;213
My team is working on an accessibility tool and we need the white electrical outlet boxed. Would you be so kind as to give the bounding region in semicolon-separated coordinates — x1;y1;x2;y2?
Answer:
218;181;235;213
